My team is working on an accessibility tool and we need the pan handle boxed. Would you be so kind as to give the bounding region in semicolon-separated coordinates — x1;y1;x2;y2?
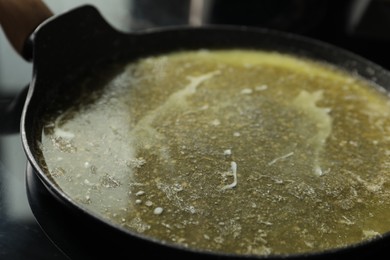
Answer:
0;0;53;60
0;0;52;134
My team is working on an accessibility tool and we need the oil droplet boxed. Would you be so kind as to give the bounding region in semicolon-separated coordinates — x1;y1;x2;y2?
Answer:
154;207;164;215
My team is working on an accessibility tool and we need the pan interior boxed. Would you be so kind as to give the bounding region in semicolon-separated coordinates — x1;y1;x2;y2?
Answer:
37;49;390;256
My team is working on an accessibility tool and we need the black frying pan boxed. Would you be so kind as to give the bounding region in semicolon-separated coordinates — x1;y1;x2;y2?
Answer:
1;2;390;260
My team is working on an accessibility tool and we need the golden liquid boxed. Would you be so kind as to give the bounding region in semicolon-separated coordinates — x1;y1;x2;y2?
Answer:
39;50;390;256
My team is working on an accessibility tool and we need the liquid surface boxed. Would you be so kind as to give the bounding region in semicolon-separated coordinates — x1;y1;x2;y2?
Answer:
39;50;390;256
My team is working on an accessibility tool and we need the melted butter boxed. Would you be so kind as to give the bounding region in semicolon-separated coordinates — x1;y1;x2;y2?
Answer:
292;90;332;175
39;49;390;256
129;71;220;152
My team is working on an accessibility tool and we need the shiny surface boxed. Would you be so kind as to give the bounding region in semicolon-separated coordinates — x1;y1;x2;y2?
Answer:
39;49;390;256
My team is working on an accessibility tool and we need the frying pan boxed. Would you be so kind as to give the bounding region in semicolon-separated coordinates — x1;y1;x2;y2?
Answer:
1;1;390;259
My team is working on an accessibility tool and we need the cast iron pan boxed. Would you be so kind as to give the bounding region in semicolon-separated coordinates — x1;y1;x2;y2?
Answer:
1;1;390;259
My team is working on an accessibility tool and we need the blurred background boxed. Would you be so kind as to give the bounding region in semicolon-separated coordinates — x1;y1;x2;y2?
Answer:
0;0;389;259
